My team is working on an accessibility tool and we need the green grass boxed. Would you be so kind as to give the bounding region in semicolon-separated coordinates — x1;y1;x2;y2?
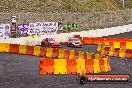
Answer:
0;0;132;13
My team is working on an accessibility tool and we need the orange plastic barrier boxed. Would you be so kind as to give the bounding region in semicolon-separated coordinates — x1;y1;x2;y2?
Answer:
103;38;109;43
66;59;77;74
126;38;132;49
39;59;55;74
74;50;79;59
40;47;47;57
9;44;19;53
104;47;110;55
92;38;104;44
125;49;132;59
78;51;84;59
52;48;59;58
109;38;118;42
109;42;114;47
46;48;53;58
85;52;92;59
85;59;94;73
119;48;126;58
83;37;93;44
0;43;10;52
114;48;120;57
99;38;106;43
26;46;34;55
118;38;126;42
120;42;126;49
19;45;27;54
58;49;65;59
92;38;98;44
64;49;70;59
99;59;105;72
91;54;95;59
84;52;87;59
103;57;111;72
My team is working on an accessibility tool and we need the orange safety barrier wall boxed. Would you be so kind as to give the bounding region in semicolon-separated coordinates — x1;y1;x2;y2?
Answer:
104;47;110;55
58;49;65;59
99;59;105;72
54;59;67;74
114;48;120;57
66;59;77;74
83;37;93;44
74;50;79;59
9;44;19;53
78;51;85;59
46;48;53;58
125;49;132;59
118;38;126;42
52;48;59;58
0;43;10;52
92;38;98;44
80;37;132;46
39;59;55;74
85;59;94;73
104;56;111;72
99;45;132;59
33;46;41;56
64;49;70;59
40;47;47;57
39;55;111;75
19;45;27;54
69;50;75;59
120;42;126;49
26;46;34;55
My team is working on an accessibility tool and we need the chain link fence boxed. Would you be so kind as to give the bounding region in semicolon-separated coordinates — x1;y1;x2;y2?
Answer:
0;9;132;32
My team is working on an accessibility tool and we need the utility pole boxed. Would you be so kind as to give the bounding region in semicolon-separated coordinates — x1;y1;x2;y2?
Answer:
122;0;125;8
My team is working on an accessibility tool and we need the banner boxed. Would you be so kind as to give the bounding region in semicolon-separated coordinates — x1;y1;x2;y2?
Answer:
17;24;29;37
28;22;58;35
0;24;10;39
0;24;5;39
4;24;10;39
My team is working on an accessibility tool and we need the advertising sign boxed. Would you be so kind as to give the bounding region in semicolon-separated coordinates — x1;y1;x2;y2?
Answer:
28;22;58;35
4;24;10;39
0;24;10;39
17;24;29;37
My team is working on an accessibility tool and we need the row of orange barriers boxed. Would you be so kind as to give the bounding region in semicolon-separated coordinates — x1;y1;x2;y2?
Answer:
0;43;112;75
74;35;132;47
97;44;132;59
0;43;106;59
39;58;111;75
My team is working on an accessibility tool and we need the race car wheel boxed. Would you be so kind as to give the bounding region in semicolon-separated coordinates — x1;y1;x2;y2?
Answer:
47;43;50;47
67;43;69;47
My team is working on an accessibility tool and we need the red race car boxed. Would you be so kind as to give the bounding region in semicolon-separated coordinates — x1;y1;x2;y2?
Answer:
67;38;83;48
41;38;62;48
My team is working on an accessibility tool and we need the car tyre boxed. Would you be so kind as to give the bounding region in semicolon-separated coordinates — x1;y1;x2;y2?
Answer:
67;43;69;47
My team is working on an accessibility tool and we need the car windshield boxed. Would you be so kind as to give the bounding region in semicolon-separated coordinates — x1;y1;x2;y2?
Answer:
48;38;55;42
71;38;80;42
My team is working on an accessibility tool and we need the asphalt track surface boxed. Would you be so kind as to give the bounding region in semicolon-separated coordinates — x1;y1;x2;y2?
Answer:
0;31;132;88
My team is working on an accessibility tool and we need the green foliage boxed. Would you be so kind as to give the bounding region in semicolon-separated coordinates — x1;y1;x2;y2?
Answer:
0;0;132;12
